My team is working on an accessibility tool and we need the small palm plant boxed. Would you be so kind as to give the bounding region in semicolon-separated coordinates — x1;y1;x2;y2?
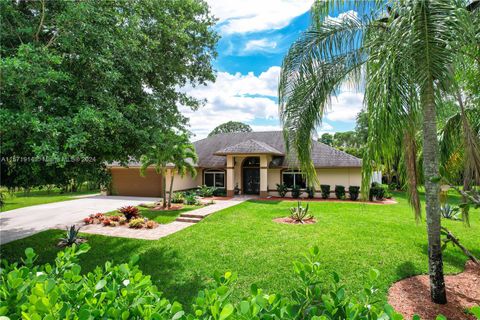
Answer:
440;204;461;221
289;202;312;223
58;225;84;247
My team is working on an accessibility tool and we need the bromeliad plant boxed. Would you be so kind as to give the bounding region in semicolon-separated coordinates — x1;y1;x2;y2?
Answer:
290;202;312;223
118;206;140;221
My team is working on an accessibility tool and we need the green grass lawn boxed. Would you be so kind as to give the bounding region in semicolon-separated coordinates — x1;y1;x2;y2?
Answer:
1;191;479;309
1;188;99;212
105;205;202;224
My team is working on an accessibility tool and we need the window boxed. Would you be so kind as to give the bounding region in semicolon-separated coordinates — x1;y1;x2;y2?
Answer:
282;171;306;188
204;170;225;188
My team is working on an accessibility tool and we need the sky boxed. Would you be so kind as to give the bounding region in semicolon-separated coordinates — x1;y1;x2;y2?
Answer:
181;0;364;140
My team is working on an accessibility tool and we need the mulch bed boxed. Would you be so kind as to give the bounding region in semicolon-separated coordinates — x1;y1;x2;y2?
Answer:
259;197;397;205
273;217;317;225
388;261;480;320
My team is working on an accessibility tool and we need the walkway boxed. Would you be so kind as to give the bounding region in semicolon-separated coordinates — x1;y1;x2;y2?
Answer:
79;196;253;240
0;195;160;244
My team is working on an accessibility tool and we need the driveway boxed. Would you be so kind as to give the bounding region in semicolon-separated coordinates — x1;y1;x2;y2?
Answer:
0;195;160;245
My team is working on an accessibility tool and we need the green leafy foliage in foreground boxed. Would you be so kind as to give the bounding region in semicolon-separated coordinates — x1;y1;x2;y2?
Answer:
0;244;415;320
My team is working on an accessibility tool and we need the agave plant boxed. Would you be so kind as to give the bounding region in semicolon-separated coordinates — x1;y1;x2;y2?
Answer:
289;202;312;223
440;204;461;221
59;225;84;247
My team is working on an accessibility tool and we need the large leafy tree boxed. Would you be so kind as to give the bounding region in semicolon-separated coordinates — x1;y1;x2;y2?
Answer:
279;0;479;304
0;0;217;190
208;121;252;137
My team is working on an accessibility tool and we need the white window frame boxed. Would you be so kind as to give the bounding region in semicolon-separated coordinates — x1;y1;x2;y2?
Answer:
204;170;225;188
282;171;306;189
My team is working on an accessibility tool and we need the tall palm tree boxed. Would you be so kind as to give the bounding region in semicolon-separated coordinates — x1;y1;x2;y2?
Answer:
279;0;478;304
167;135;198;208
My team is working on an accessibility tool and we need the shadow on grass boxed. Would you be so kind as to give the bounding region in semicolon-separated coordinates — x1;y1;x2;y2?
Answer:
416;243;480;271
247;200;282;205
396;261;420;279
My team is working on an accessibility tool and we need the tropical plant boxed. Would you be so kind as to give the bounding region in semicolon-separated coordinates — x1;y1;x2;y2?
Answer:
276;183;288;197
291;184;302;198
289;202;312;223
184;193;199;205
208;121;252;137
306;186;315;199
348;186;360;201
197;185;216;197
334;185;346;200
171;192;185;204
279;0;480;303
320;184;331;199
440;204;461;220
58;225;83;247
118;206;139;221
128;218;145;229
213;188;227;197
166;133;198;208
145;220;156;229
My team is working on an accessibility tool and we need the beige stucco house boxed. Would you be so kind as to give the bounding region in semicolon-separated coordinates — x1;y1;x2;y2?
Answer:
108;131;362;198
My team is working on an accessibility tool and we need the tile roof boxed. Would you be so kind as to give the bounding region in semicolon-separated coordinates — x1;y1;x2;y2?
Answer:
214;139;283;156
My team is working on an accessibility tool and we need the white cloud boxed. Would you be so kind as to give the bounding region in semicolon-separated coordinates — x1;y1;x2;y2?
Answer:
324;10;358;23
207;0;314;34
182;66;281;140
325;91;364;122
244;39;277;52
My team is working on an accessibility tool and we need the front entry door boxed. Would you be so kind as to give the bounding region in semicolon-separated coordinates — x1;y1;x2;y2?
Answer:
243;168;260;194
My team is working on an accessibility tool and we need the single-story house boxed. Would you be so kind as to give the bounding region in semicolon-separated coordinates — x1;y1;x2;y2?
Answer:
107;131;362;198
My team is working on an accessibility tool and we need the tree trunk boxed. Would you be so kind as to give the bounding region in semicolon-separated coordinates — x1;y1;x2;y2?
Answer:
168;170;174;209
421;84;447;304
162;174;167;209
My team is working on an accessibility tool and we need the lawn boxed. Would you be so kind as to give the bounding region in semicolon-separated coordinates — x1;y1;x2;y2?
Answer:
0;188;99;212
105;205;202;224
1;191;479;309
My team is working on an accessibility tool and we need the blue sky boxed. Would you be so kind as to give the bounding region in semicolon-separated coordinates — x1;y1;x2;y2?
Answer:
181;0;364;140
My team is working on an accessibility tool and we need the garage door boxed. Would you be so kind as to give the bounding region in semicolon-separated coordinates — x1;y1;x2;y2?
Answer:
110;168;162;197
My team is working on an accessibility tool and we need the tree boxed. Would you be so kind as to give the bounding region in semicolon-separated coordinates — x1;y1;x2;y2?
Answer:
208;121;252;137
0;0;217;190
166;135;198;208
319;133;334;146
279;0;479;304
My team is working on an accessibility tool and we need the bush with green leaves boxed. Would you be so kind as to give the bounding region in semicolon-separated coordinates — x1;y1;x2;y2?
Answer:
320;184;330;199
1;244;452;320
0;190;5;209
171;192;185;204
348;186;360;201
213;188;227;197
276;183;288;197
291;185;302;198
369;182;386;201
197;185;216;197
184;192;199;205
334;185;346;200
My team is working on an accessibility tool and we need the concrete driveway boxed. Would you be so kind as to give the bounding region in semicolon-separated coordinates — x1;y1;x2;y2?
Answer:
0;195;160;245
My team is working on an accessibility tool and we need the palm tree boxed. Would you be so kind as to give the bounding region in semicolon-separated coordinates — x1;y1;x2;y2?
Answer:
279;0;478;304
166;134;198;208
140;131;177;209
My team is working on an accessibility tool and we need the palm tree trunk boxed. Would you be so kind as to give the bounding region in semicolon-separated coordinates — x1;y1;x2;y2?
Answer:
421;83;447;304
162;174;167;209
168;170;174;209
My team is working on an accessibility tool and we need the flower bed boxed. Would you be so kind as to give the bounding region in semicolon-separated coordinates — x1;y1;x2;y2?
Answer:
83;211;158;229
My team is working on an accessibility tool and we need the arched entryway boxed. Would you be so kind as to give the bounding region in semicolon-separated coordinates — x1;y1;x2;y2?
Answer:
242;157;260;195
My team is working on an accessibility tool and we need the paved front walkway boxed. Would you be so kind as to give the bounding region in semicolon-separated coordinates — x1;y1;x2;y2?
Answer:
79;196;253;240
0;195;160;244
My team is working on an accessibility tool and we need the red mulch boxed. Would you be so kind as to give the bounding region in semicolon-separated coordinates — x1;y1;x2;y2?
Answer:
258;197;397;205
388;261;480;320
273;217;317;225
150;204;184;211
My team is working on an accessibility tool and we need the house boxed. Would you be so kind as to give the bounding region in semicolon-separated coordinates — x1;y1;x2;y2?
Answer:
108;131;362;198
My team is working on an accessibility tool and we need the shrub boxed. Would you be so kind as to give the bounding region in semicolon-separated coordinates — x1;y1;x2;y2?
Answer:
289;202;312;223
213;188;227;197
306;186;315;199
388;183;397;191
83;217;93;224
335;185;346;199
118;206;140;221
184;193;199;205
110;215;121;222
349;186;360;201
128;218;144;228
291;184;302;198
369;182;386;201
0;245;413;320
58;225;83;247
145;220;156;229
118;216;127;225
320;184;330;199
276;183;288;197
171;192;185;203
197;185;215;197
0;191;5;209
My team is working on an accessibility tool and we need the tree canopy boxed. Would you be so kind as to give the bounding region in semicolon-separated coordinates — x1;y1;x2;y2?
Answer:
208;121;252;137
0;0;217;190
